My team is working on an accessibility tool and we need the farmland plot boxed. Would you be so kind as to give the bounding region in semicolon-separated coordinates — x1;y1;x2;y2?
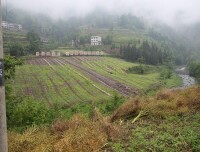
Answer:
59;57;138;96
66;56;158;89
12;56;180;108
71;56;180;89
12;57;115;107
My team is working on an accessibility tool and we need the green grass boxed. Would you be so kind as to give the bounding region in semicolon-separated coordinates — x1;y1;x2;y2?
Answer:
112;114;200;152
80;57;181;90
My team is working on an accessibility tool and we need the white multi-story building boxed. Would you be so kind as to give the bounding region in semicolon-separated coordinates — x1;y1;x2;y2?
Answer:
1;21;8;29
91;36;102;46
1;21;22;31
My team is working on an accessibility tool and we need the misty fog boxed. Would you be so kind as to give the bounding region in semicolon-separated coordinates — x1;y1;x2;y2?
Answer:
4;0;200;27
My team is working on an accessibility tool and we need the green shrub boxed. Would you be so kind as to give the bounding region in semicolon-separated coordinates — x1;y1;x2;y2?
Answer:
99;94;125;114
160;68;172;79
6;96;57;129
128;65;145;74
188;61;200;81
128;65;159;75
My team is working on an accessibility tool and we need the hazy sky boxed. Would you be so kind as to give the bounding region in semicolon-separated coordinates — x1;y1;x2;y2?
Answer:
3;0;200;26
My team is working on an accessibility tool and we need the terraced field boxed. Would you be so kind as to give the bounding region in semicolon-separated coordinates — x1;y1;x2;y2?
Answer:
73;56;161;89
12;56;181;107
12;57;116;107
3;30;28;53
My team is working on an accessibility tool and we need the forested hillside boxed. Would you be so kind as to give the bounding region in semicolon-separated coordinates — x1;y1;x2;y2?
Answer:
2;4;200;64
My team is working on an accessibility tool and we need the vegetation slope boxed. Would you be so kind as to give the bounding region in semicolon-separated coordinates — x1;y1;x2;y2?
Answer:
8;85;200;152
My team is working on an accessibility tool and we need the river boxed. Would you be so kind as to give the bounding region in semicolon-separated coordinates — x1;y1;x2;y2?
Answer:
175;66;196;88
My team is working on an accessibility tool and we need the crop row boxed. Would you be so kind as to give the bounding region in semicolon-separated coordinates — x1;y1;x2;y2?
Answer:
78;56;160;89
12;57;114;107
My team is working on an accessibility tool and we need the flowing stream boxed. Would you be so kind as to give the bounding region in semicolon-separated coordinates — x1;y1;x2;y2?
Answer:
175;66;196;88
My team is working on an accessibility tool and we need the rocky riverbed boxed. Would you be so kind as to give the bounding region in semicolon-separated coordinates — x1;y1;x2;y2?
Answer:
176;67;196;88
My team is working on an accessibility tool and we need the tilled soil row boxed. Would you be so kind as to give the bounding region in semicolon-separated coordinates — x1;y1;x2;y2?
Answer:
52;59;95;97
27;57;138;97
20;70;35;96
31;58;53;105
41;58;85;102
59;57;138;97
46;74;67;101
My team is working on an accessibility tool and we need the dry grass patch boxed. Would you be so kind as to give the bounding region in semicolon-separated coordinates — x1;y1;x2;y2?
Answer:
109;98;141;122
91;108;123;140
108;86;200;121
145;86;200;116
53;114;107;152
9;113;122;152
8;127;53;152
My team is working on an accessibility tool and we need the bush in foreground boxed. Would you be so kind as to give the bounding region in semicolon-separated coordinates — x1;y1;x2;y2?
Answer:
6;97;57;129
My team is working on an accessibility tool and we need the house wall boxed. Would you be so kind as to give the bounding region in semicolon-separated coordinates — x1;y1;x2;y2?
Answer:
91;36;102;45
1;21;22;31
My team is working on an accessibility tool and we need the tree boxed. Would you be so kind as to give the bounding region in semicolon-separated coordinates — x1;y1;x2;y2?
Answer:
9;43;25;57
188;61;200;81
4;56;23;80
138;57;145;65
120;41;170;65
103;35;112;45
79;35;90;45
26;31;41;54
3;56;23;100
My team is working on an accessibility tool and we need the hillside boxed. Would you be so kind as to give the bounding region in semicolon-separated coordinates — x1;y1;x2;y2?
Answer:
2;4;200;64
2;30;28;53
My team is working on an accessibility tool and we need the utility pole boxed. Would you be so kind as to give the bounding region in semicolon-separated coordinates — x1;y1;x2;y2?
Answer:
0;0;8;151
